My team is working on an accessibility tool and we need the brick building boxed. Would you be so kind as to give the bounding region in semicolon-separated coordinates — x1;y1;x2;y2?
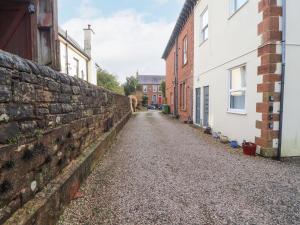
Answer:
137;75;165;106
162;0;196;122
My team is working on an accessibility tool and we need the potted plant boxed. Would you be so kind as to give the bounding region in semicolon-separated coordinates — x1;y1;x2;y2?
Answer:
242;141;257;156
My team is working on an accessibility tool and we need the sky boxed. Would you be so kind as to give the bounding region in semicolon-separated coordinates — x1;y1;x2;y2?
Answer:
58;0;184;83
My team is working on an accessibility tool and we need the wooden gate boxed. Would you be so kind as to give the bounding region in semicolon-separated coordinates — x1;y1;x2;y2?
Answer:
0;0;60;70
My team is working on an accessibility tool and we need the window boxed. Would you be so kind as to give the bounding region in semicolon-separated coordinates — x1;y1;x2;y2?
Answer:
183;36;188;65
73;58;79;78
180;82;186;110
200;8;208;43
143;85;148;93
159;85;162;92
229;66;246;113
230;0;247;16
153;85;158;92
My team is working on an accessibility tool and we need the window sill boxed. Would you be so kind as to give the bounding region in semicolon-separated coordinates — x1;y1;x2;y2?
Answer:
227;109;247;115
199;39;208;47
228;1;249;20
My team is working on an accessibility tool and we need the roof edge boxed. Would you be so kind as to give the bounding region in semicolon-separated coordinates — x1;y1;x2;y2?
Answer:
162;0;198;59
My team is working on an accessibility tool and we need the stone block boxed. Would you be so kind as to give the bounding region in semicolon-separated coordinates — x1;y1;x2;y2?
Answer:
36;90;55;102
48;80;61;92
13;82;35;103
49;104;62;114
0;68;12;85
61;84;72;94
0;122;20;144
61;104;73;113
0;85;11;103
20;72;38;84
7;105;34;121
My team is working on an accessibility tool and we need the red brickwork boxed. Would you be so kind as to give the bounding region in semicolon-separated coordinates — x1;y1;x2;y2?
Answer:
165;11;194;122
256;0;282;157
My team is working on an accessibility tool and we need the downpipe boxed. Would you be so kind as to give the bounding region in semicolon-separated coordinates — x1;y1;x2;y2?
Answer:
277;0;287;161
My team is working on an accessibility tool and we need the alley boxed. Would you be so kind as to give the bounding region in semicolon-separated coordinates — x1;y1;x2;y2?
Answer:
59;111;300;225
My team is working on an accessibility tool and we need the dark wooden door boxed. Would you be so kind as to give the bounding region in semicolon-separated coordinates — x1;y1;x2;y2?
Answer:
0;1;32;59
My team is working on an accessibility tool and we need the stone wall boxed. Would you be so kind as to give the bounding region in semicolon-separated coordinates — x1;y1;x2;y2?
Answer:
0;50;131;223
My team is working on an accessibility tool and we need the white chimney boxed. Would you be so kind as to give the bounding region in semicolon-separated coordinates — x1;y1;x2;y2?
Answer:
84;24;94;57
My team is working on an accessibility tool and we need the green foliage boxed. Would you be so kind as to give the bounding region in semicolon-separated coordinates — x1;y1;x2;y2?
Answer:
142;95;148;106
123;75;139;96
7;133;21;145
97;68;124;95
160;81;166;98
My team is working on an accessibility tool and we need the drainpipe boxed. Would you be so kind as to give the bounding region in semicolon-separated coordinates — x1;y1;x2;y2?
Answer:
65;30;69;75
278;0;287;160
174;37;179;117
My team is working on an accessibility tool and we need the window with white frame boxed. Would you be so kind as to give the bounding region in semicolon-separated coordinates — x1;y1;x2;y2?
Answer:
153;85;158;92
200;8;208;43
183;36;188;65
229;66;246;112
230;0;248;16
143;85;148;93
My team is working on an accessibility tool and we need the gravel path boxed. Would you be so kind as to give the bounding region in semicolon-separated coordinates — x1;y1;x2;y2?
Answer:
58;111;300;225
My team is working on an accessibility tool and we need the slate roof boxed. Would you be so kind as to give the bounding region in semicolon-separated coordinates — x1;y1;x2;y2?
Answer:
162;0;198;59
58;27;91;60
137;75;165;85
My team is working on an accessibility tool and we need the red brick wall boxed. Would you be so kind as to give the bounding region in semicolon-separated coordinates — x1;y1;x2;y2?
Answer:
256;0;282;158
165;45;176;114
165;11;194;121
142;84;163;106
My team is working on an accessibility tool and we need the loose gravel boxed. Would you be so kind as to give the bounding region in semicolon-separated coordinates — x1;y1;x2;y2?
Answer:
58;111;300;225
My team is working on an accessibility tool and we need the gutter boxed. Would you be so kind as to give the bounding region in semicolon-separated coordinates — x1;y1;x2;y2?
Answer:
278;0;287;160
174;37;179;117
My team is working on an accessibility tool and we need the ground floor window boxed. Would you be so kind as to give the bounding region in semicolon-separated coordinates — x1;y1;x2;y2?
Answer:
229;65;246;113
180;82;186;110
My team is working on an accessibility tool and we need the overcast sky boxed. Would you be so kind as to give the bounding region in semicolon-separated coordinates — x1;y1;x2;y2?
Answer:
58;0;184;83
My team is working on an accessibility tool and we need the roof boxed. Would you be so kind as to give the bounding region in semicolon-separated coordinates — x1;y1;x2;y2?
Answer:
137;75;165;85
162;0;198;59
58;27;91;60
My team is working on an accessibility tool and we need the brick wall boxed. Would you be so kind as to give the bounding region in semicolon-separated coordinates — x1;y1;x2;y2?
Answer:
0;50;131;223
165;45;176;114
256;0;282;157
177;11;194;122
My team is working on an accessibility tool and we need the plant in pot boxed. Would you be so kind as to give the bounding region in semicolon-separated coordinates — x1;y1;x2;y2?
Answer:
242;141;257;156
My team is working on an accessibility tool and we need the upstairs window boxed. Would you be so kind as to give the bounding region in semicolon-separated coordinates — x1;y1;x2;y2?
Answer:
143;85;148;93
153;85;158;92
200;8;208;43
183;36;188;65
230;0;248;16
73;58;79;78
229;65;246;113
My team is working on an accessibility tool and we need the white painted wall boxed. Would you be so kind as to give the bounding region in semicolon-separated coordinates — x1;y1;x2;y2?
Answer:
281;0;300;157
193;0;262;144
59;40;88;81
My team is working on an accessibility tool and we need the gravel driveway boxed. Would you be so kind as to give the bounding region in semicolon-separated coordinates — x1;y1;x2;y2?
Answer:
58;111;300;225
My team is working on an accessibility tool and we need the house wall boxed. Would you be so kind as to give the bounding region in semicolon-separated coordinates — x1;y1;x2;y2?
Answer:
193;0;261;144
165;45;176;114
281;0;300;157
59;39;88;82
142;84;163;106
178;11;194;122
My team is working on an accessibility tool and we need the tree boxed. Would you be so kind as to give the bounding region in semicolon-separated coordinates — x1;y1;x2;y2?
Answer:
142;95;148;106
160;81;166;98
123;75;139;96
97;68;124;95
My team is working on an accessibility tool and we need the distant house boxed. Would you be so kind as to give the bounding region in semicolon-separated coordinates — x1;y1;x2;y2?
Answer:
137;75;165;106
59;25;98;85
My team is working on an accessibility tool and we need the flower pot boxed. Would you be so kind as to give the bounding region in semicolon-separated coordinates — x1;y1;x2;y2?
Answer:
242;142;257;156
230;140;239;148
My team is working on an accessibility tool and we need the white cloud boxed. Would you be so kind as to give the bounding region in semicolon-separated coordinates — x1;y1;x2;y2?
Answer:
61;9;174;83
